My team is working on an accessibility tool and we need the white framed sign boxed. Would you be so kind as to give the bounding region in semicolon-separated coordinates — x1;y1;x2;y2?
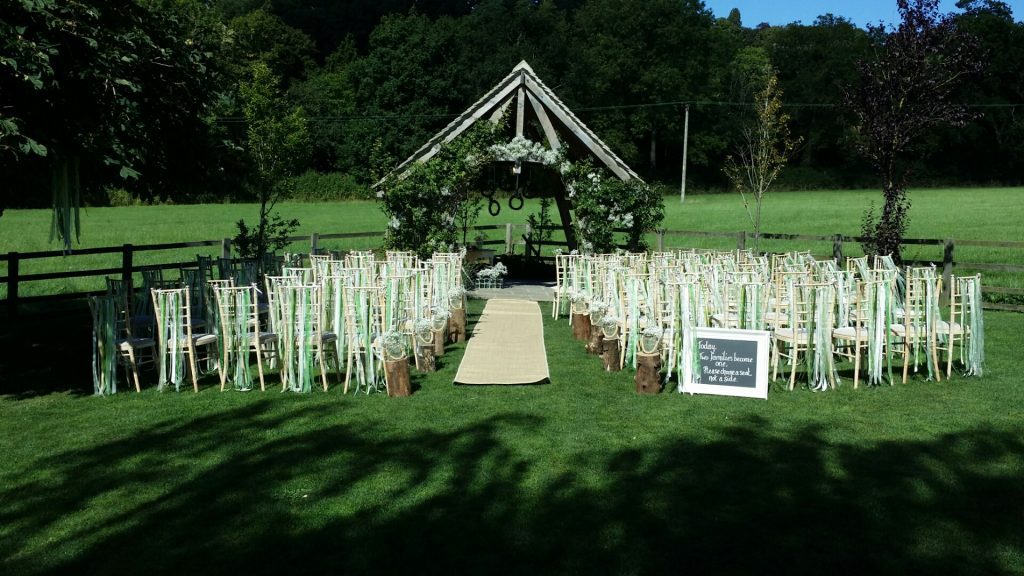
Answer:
682;327;770;400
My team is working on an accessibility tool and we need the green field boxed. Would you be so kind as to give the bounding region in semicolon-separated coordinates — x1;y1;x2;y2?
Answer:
0;299;1021;574
1;187;1022;298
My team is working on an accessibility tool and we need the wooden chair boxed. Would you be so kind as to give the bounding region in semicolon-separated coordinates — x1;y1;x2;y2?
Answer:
935;274;984;378
275;284;339;392
212;284;278;392
771;282;837;391
89;293;156;394
890;268;941;383
344;284;385;393
552;253;572;319
151;287;218;392
831;279;893;388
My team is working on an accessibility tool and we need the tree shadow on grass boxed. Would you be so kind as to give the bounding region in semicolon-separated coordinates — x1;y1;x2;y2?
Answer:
0;403;1021;575
0;304;93;398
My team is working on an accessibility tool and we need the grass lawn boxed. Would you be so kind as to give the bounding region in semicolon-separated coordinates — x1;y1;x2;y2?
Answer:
0;298;1022;575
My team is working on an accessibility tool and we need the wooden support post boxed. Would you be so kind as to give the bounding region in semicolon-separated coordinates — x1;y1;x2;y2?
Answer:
121;244;133;312
6;252;18;318
586;322;604;355
635;353;662;394
657;229;665;252
385;358;412;397
602;338;621;371
415;344;436;373
572;311;591;341
448;306;467;343
310;232;320;255
221;238;232;259
833;234;844;267
552;186;577;251
737;231;747;251
505;223;513;254
941;239;955;305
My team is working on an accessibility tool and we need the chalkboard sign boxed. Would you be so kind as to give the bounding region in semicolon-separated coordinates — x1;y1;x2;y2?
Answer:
683;327;770;399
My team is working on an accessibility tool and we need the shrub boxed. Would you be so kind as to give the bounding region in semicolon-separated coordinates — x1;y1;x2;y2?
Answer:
283;170;373;201
106;187;140;207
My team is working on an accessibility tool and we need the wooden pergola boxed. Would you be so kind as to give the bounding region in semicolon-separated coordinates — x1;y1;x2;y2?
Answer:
386;61;642;251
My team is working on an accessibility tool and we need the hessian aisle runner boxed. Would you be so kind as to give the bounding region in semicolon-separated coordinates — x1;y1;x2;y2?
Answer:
454;299;550;385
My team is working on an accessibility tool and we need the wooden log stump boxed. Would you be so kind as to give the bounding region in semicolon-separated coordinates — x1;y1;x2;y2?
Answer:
586;323;604;355
415;344;436;373
572;312;591;341
448;307;467;343
635;352;662;395
385;358;412;397
602;338;621;372
433;330;445;357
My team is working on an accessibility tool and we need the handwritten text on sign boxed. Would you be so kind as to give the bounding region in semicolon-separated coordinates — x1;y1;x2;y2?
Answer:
697;338;757;388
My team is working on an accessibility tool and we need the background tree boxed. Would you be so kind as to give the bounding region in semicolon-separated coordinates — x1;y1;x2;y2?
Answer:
845;0;982;260
234;62;310;272
0;0;229;241
723;66;800;252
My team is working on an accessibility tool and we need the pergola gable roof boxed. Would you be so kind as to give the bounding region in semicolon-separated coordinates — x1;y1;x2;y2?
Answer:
389;61;641;183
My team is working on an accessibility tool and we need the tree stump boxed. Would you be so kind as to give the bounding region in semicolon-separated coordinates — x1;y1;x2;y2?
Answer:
572;312;591;341
448;307;467;343
415;344;436;373
432;329;445;357
635;352;662;395
385;358;412;397
586;323;604;355
602;338;621;372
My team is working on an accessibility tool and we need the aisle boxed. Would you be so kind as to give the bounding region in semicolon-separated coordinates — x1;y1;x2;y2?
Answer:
454;299;550;385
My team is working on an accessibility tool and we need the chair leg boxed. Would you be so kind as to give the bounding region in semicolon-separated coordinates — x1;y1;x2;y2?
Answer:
188;344;201;392
852;341;861;390
344;349;354;394
902;339;910;384
771;338;779;382
126;347;142;392
318;345;329;392
254;341;266;392
788;344;798;391
931;332;941;382
219;344;229;392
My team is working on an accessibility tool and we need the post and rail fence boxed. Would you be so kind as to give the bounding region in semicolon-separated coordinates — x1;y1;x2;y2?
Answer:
3;225;1022;315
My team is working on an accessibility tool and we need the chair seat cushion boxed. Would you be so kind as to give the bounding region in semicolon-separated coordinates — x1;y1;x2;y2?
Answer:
891;324;928;337
118;337;154;350
193;333;218;347
832;326;866;339
935;320;966;335
774;328;809;342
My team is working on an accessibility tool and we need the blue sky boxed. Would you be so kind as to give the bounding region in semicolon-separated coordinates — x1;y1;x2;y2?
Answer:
701;0;1021;28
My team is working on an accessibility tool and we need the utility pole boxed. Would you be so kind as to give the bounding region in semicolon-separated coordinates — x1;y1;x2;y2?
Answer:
680;104;690;203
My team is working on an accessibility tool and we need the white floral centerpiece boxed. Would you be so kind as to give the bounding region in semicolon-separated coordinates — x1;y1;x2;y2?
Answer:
475;262;508;289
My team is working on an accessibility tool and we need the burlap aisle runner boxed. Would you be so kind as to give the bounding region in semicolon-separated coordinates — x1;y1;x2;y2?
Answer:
454;299;549;385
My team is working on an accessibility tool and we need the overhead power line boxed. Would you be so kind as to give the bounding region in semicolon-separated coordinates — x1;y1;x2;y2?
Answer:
212;100;1023;124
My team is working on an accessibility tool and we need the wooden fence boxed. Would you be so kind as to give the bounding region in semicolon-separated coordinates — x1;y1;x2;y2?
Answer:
2;225;1022;314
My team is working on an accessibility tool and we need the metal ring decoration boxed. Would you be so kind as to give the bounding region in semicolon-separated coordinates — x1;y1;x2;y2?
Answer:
488;198;501;217
508;193;524;211
481;187;495;199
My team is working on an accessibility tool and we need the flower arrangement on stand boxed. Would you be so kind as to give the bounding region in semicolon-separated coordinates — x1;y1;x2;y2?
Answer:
639;321;664;355
475;262;508;289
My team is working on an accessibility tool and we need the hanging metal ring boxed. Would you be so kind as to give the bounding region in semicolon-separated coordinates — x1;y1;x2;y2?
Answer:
508;193;524;211
488;198;501;217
